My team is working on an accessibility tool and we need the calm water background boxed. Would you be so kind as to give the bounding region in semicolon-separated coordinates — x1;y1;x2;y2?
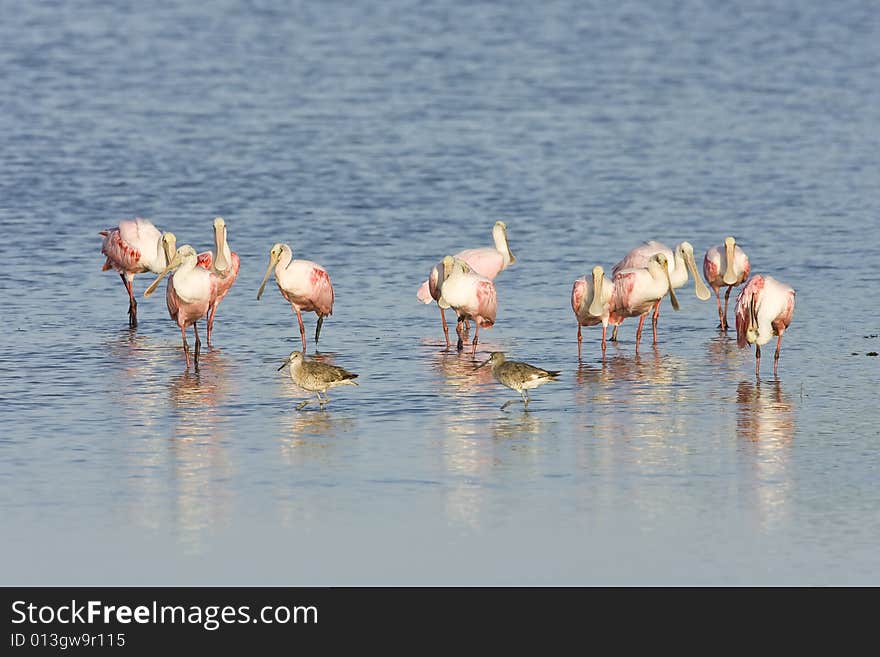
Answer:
1;0;878;585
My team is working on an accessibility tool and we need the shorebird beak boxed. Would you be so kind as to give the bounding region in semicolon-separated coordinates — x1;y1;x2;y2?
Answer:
213;218;229;273
257;250;279;300
475;357;491;370
588;267;605;317
144;251;181;298
685;249;711;300
664;260;681;311
723;237;738;285
277;358;290;371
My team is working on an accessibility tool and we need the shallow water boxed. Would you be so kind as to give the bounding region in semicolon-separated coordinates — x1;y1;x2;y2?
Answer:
1;0;878;585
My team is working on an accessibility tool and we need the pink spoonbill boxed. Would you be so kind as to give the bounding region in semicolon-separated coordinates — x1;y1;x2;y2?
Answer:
571;266;614;358
417;221;514;346
437;255;497;355
99;217;177;327
610;240;710;341
735;275;795;376
195;217;241;346
256;243;334;353
144;245;213;370
704;236;750;330
609;253;680;351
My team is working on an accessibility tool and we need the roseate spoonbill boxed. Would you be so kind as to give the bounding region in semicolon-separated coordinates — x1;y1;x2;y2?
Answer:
735;275;795;376
256;243;334;353
99;217;177;327
278;351;359;411
610;240;710;341
704;236;750;330
437;256;497;355
144;245;213;370
476;352;560;410
571;266;614;358
417;221;515;346
609;253;680;351
195;217;240;346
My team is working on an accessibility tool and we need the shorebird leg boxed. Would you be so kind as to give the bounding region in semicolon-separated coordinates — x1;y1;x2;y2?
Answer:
774;334;783;375
192;322;202;371
439;307;450;348
635;314;647;352
651;300;661;344
315;316;324;345
296;399;311;411
755;344;762;376
121;274;137;328
292;305;307;353
180;324;191;369
577;324;583;360
522;390;530;410
500;399;516;410
471;323;480;356
722;286;733;330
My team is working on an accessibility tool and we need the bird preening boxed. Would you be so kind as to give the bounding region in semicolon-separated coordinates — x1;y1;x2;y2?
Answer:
100;217;797;412
734;274;796;376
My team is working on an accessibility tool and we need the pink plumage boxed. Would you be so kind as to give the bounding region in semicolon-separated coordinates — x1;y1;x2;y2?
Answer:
166;271;211;337
416;222;514;346
703;237;750;330
734;274;796;375
197;218;241;345
257;243;335;353
99;217;173;328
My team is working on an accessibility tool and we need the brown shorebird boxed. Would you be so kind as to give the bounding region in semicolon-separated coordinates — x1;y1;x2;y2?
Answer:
278;351;358;410
477;351;560;410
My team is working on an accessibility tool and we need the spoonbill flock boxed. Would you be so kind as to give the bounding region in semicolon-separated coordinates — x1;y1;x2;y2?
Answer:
98;217;796;410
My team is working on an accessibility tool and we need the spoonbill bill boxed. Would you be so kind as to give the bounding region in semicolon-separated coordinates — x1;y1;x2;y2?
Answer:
571;266;614;358
196;217;240;346
256;243;334;353
610;240;710;341
735;275;795;376
99;217;177;327
417;221;514;346
704;236;750;330
436;256;497;355
144;245;213;370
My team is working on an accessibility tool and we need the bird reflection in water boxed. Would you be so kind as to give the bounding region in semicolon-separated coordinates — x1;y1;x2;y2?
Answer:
280;411;355;464
436;348;499;530
164;349;233;554
572;347;693;511
428;346;496;394
735;378;796;530
704;332;741;374
736;379;795;444
492;410;544;441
